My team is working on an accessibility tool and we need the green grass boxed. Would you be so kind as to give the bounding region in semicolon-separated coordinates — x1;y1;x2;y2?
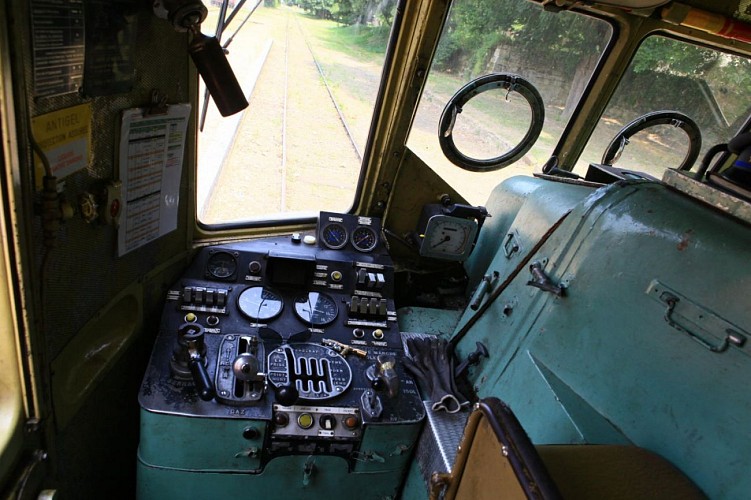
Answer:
302;16;390;60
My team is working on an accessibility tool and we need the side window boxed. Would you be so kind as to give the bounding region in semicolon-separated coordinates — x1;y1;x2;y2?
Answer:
197;2;397;225
406;0;612;205
576;36;751;178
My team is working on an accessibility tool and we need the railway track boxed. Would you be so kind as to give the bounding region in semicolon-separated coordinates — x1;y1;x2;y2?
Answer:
202;6;364;222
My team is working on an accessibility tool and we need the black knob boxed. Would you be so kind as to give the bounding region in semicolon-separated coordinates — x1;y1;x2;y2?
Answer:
242;427;259;440
275;385;299;406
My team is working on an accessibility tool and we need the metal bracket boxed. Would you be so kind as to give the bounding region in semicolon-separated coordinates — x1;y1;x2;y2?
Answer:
646;279;748;354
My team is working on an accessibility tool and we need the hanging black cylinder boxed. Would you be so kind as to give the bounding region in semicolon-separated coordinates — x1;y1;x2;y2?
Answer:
189;32;248;117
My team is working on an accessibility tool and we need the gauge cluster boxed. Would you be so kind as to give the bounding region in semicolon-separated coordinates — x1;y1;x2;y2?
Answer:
140;212;423;476
318;211;383;253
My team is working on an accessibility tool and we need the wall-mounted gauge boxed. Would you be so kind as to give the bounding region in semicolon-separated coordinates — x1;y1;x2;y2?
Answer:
206;251;237;279
415;198;489;261
237;286;283;321
420;215;478;261
320;222;348;250
294;292;338;326
351;226;378;252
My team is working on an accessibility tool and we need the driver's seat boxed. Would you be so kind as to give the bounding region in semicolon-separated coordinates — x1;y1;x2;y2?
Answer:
431;398;705;500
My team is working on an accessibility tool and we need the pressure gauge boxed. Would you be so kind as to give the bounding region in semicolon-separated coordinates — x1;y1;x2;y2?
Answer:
320;222;348;250
294;292;338;326
238;287;284;321
206;250;237;279
351;226;378;252
419;215;478;261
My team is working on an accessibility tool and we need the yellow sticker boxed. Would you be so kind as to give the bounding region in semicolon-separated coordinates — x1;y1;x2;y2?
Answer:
31;103;91;189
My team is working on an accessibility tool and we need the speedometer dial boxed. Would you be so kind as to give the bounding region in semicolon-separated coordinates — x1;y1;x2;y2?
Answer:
320;222;348;250
351;226;378;252
238;287;284;321
294;292;338;326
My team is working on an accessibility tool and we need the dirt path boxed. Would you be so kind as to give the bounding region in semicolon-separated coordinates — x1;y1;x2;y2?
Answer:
201;7;361;223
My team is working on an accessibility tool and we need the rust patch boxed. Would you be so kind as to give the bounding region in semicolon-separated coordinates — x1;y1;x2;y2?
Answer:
677;229;693;251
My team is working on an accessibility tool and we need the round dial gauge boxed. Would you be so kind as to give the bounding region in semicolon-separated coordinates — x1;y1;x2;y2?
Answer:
420;215;478;261
294;292;338;326
320;222;348;250
351;226;378;252
237;287;284;321
206;251;237;279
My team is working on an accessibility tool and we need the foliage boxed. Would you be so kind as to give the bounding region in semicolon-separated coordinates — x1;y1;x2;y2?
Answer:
632;36;720;76
295;0;396;25
434;0;607;78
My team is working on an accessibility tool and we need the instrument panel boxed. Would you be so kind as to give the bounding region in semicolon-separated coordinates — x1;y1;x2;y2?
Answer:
139;213;424;477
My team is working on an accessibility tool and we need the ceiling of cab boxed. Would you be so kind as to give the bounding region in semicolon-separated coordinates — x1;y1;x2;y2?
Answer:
555;0;750;22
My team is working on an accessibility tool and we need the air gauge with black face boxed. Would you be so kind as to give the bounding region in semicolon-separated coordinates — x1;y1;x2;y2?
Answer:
206;251;237;279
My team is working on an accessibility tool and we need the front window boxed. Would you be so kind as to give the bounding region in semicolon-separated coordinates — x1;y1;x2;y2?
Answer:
407;0;612;205
576;35;751;178
197;1;397;225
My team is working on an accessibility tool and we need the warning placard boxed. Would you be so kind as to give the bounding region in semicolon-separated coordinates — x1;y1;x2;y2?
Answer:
31;103;91;185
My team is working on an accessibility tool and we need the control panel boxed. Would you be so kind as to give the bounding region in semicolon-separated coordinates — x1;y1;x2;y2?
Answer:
139;213;424;476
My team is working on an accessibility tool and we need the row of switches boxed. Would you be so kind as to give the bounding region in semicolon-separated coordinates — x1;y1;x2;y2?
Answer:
356;268;385;289
183;286;229;307
350;296;388;317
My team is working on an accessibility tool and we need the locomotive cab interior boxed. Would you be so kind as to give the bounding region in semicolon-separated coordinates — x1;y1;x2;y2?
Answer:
1;0;751;498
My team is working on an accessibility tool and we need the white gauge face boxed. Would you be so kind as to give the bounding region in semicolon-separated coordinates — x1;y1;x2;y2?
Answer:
420;215;478;261
237;287;284;321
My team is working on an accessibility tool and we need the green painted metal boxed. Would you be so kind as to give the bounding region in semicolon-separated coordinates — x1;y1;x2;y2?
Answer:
137;454;404;500
139;409;266;471
449;178;751;498
138;408;421;499
396;306;461;337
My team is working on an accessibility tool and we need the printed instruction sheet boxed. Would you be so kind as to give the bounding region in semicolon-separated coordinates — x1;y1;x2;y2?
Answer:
118;103;191;257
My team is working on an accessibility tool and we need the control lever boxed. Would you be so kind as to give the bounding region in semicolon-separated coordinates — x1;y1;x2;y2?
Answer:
366;354;400;399
177;323;215;401
232;352;265;382
527;261;565;296
274;385;299;407
454;341;489;379
322;338;367;358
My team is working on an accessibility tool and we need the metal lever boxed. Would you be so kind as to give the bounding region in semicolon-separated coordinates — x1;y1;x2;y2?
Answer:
527;261;564;296
454;341;489;379
187;340;215;401
470;272;499;310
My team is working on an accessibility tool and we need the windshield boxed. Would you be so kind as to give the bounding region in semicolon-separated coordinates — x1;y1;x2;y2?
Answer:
407;0;612;205
197;1;396;226
576;35;751;178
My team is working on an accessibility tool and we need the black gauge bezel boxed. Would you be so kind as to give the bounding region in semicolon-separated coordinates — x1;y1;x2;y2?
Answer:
351;225;378;253
293;291;339;326
320;222;349;250
237;286;284;321
206;250;237;279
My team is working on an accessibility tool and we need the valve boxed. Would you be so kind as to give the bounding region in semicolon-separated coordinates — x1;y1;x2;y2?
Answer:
366;354;400;399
